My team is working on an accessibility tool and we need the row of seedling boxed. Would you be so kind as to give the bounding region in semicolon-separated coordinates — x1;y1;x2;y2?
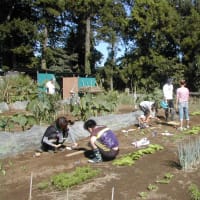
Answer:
112;144;164;166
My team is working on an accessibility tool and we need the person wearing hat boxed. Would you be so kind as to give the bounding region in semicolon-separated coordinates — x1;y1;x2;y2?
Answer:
162;78;175;121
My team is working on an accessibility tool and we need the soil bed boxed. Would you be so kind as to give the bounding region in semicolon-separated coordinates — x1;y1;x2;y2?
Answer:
0;107;200;200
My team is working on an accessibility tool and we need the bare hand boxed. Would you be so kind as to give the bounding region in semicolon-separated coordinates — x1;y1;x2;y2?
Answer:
71;143;78;149
55;144;62;148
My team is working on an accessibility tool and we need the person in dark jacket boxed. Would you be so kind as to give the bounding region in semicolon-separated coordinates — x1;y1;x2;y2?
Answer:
84;119;119;163
41;116;77;152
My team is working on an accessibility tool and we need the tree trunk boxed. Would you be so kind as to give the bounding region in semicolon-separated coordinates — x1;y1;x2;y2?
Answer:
41;26;48;70
110;43;115;91
11;38;16;68
84;16;91;75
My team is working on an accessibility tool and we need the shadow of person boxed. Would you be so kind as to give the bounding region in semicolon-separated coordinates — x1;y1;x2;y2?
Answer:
84;149;94;158
164;160;182;170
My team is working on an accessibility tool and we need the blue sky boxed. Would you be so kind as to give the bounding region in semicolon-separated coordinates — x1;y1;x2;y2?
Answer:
95;42;109;66
95;41;125;66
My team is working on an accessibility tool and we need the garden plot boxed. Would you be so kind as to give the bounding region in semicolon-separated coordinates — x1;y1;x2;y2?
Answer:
0;111;200;200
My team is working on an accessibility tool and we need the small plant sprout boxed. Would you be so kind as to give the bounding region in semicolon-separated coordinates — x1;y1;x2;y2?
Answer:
21;166;27;171
138;191;148;199
189;183;200;200
147;184;158;191
164;172;174;179
0;162;6;176
156;172;174;184
8;160;13;166
37;181;50;190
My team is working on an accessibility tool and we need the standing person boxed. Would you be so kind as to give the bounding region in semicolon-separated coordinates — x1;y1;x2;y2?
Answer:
138;101;158;128
41;116;78;152
84;119;119;163
163;78;174;121
176;79;190;131
46;78;56;95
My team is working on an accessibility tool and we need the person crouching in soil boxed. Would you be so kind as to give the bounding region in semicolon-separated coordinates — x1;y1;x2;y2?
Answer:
84;119;119;163
138;101;160;128
41;116;78;152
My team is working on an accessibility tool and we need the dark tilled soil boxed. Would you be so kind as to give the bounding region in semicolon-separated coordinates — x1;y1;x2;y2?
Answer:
0;107;200;200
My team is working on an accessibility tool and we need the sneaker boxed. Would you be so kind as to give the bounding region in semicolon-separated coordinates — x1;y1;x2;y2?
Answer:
177;127;183;131
36;148;43;153
186;125;190;129
88;157;102;163
177;127;187;131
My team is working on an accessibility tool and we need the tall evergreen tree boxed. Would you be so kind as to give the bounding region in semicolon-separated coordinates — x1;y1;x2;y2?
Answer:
0;0;37;70
95;0;127;90
33;0;66;70
126;0;184;91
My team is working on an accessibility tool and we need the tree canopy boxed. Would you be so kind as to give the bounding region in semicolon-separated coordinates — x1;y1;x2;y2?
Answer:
0;0;199;92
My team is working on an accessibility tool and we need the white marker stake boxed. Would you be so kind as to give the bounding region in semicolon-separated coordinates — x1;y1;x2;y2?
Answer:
111;186;115;200
28;172;33;200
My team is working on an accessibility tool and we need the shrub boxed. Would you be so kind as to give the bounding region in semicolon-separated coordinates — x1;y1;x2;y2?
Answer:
26;93;61;124
71;92;117;120
0;74;38;103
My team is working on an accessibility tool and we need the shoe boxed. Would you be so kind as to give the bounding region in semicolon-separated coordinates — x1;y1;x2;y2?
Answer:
139;124;146;129
88;157;102;163
88;149;103;163
36;148;43;153
177;127;186;131
177;127;183;131
186;125;190;129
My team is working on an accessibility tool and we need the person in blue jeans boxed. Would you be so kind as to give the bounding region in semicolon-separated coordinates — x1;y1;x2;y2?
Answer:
84;119;119;163
175;79;190;130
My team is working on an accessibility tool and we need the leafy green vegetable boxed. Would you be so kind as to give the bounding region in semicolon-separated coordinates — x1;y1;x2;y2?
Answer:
113;144;163;166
